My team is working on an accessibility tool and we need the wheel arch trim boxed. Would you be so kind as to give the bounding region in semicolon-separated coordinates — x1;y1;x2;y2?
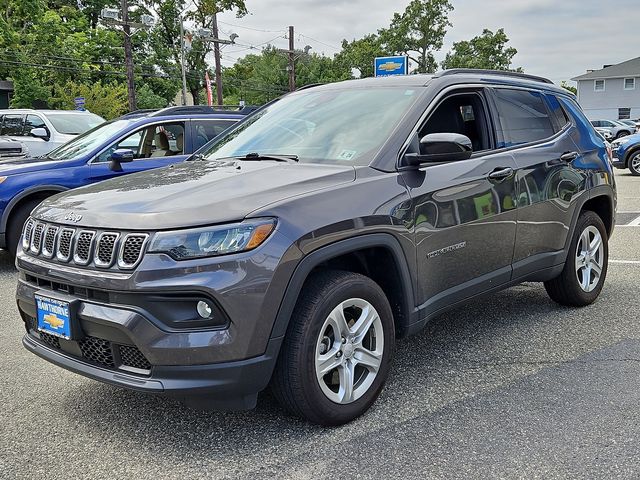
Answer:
1;185;69;232
269;233;416;340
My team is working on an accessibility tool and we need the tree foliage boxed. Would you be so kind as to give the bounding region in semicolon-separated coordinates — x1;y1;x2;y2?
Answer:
560;81;577;95
379;0;453;73
441;28;519;71
333;35;390;78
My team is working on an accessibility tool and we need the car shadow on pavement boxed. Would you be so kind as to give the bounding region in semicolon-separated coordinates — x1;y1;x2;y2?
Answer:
57;282;574;473
0;249;15;273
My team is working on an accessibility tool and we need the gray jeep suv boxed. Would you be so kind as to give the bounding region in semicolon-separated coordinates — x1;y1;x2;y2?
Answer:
15;70;616;425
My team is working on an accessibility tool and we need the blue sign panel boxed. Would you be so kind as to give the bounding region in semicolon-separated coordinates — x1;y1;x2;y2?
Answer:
74;97;85;111
374;56;409;77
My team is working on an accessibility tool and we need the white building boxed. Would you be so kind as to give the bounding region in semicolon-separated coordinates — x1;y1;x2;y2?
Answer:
571;57;640;120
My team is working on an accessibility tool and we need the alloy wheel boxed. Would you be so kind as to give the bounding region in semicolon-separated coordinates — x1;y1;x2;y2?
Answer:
631;153;640;174
314;298;384;404
575;225;604;292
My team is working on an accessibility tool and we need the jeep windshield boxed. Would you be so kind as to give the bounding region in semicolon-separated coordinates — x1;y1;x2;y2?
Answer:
46;119;131;161
199;87;420;166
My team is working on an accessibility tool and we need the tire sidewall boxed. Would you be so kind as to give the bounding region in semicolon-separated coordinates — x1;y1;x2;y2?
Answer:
6;200;40;257
629;152;640;176
565;212;608;303
298;275;395;424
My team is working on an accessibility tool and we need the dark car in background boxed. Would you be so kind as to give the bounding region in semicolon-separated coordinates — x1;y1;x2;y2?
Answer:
15;70;615;425
0;106;252;255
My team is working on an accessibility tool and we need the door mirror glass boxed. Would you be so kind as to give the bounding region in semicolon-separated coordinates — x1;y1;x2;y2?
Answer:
30;127;49;140
108;148;134;172
405;133;473;166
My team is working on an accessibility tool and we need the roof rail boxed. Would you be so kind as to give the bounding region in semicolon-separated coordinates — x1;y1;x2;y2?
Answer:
148;105;257;117
121;109;159;117
435;69;554;85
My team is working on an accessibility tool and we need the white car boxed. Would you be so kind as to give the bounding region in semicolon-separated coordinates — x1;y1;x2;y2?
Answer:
0;109;105;157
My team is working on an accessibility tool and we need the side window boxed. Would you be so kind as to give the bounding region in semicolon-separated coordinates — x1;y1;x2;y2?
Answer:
418;91;492;153
591;120;600;128
192;119;236;151
95;122;185;163
24;115;47;136
494;89;555;146
1;115;24;136
545;95;571;131
602;120;614;128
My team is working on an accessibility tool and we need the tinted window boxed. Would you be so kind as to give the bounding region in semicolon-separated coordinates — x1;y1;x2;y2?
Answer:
545;95;570;130
24;115;47;135
193;119;236;150
494;89;555;146
1;115;24;136
95;122;185;163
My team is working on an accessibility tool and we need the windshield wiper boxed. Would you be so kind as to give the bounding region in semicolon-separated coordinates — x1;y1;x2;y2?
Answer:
219;152;299;163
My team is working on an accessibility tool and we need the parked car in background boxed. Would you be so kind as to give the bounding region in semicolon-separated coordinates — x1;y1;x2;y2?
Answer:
0;109;105;157
0;136;29;160
590;119;634;139
611;132;640;175
616;119;639;132
595;127;613;141
0;105;253;256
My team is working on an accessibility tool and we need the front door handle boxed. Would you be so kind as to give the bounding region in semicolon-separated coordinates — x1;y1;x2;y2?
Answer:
560;151;579;162
487;167;514;181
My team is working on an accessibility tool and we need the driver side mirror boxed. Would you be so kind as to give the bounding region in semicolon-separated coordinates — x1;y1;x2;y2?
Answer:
108;149;134;172
404;133;473;167
30;127;49;141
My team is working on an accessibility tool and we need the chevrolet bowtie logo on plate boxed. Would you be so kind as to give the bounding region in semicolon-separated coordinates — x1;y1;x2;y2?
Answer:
64;212;82;223
378;61;403;72
43;313;65;329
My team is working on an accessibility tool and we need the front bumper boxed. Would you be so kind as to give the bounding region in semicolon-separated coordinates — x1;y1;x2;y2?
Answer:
23;333;282;409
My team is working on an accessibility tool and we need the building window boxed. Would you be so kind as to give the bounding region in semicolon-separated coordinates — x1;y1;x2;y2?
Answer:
594;79;605;91
619;108;631;120
624;78;635;90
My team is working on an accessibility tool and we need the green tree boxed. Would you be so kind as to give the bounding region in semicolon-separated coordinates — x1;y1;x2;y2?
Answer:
441;28;519;71
561;81;577;95
333;35;390;78
49;80;129;119
380;0;453;73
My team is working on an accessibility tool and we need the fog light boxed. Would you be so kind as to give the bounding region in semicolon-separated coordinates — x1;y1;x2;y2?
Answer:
196;300;213;319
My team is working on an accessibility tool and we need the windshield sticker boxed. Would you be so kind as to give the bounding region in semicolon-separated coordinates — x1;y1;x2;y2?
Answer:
337;150;357;161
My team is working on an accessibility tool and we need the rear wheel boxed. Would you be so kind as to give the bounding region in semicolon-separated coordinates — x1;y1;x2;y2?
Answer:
544;211;608;306
271;270;395;426
616;131;630;139
6;199;42;257
629;151;640;176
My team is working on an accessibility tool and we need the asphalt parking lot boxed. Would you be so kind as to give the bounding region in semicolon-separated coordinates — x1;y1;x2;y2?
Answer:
1;173;639;480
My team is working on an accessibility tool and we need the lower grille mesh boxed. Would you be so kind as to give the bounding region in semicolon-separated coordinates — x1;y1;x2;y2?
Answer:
119;344;152;370
79;336;115;368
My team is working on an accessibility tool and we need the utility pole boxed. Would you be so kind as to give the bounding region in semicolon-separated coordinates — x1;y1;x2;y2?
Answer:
211;13;224;106
180;16;188;106
288;25;295;92
121;0;136;111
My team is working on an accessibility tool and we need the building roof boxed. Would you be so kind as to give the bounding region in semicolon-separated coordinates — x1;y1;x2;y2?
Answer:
572;57;640;81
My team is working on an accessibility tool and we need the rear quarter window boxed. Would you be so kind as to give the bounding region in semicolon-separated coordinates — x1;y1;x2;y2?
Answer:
494;89;555;146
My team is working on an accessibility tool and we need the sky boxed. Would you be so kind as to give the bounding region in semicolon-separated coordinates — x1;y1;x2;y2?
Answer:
215;0;639;85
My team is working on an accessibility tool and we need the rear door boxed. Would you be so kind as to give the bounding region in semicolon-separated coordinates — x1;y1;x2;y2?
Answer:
405;88;519;315
89;121;189;182
190;118;239;152
490;87;586;278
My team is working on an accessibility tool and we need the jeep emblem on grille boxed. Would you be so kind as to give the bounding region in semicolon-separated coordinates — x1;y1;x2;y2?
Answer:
64;212;83;223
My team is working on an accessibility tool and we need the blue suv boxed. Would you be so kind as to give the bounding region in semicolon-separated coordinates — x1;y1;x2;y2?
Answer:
610;132;640;176
0;106;252;255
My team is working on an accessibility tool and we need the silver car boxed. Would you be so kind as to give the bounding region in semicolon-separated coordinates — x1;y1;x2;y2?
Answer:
590;119;634;139
0;109;104;157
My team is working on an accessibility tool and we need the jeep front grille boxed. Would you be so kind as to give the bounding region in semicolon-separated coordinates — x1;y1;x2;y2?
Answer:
22;217;148;270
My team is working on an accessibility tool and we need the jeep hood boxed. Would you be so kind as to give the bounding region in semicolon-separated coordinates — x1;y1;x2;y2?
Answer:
35;160;356;230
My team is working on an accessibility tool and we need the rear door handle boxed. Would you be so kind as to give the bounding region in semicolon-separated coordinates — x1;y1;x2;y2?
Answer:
560;151;579;162
487;167;514;181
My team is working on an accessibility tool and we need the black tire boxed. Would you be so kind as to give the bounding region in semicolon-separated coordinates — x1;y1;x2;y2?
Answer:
616;131;630;139
271;269;395;426
628;151;640;176
6;199;42;257
544;211;608;307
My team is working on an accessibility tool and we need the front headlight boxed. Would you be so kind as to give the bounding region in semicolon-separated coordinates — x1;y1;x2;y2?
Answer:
612;137;631;147
148;218;276;260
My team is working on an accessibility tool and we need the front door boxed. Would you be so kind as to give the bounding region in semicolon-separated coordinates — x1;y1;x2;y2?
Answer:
404;89;518;316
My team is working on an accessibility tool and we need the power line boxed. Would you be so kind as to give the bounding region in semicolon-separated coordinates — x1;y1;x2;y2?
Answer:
218;20;285;34
298;33;341;51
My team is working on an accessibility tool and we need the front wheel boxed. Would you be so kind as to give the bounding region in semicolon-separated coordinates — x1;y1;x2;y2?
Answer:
544;211;608;306
629;151;640;176
271;270;395;426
